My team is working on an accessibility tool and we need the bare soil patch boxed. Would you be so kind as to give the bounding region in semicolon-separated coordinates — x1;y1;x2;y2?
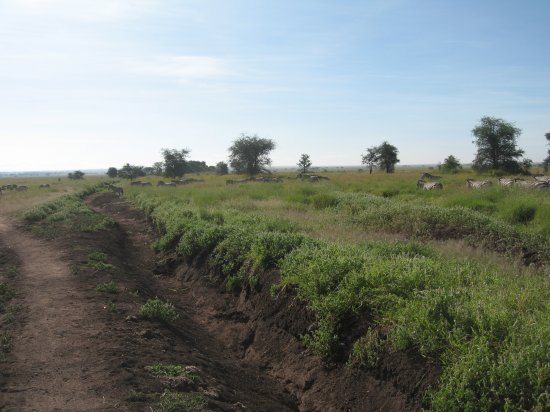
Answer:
1;192;439;411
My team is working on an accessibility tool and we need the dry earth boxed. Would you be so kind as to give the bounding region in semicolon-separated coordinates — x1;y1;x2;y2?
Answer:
0;192;438;411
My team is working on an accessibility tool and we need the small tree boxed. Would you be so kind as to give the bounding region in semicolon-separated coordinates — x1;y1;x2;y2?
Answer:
543;132;550;172
118;163;145;180
361;146;379;174
215;161;229;175
228;133;275;176
68;170;85;179
441;155;462;173
106;167;118;178
162;148;190;179
472;116;526;173
151;162;164;176
297;154;312;174
377;141;400;173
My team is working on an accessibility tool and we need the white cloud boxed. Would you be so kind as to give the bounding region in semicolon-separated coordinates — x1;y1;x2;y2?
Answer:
6;0;156;21
131;55;231;83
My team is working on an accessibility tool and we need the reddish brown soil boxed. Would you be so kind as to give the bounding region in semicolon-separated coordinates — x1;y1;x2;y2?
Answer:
0;193;439;411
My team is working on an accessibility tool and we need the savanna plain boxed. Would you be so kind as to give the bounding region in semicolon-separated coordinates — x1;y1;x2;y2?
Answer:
0;169;549;411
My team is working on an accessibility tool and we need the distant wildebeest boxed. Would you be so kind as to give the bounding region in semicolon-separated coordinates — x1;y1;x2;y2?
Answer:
112;187;123;197
420;172;442;181
309;176;320;182
130;181;143;186
15;185;28;191
417;180;443;190
498;178;514;187
225;179;235;185
140;182;152;186
466;179;492;189
39;184;50;189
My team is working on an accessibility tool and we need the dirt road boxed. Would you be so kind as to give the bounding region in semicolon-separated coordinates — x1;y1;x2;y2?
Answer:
0;217;122;411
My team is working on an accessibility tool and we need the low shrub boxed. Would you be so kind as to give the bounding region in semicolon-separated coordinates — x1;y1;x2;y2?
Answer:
139;298;179;323
155;391;207;412
95;281;118;294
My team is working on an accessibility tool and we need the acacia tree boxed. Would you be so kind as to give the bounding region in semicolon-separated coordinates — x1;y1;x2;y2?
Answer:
228;134;275;176
441;155;462;173
216;161;229;175
106;167;118;178
544;132;550;172
472;116;526;173
297;154;312;174
68;170;85;179
361;146;379;174
118;163;145;180
162;148;190;179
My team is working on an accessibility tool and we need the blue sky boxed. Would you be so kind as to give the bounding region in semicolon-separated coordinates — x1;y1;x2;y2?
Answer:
1;0;549;171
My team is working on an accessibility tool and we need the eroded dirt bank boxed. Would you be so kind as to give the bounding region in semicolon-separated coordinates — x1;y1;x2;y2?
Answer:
1;192;438;411
88;192;439;411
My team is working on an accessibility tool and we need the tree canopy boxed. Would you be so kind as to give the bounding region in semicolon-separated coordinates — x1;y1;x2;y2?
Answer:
362;141;400;173
228;134;275;176
118;163;145;180
215;161;229;175
441;155;462;173
472;116;527;173
106;167;118;178
68;170;85;180
297;154;312;174
162;148;190;179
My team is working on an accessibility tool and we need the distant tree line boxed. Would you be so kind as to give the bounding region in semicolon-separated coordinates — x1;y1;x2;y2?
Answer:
106;117;548;181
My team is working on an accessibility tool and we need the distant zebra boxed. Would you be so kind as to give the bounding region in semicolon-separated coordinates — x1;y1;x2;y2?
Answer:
467;179;492;189
420;172;442;181
417;180;443;190
534;175;550;183
498;178;514;187
158;182;176;187
39;183;50;188
514;179;549;189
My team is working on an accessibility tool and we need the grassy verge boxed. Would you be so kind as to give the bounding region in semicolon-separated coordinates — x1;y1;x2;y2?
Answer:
22;185;114;238
127;189;550;411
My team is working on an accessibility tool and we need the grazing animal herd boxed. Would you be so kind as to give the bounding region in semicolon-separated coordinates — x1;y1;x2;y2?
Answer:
415;173;550;191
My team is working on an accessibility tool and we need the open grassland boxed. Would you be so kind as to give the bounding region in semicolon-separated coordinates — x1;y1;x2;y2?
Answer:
119;170;549;411
13;171;550;411
0;176;106;215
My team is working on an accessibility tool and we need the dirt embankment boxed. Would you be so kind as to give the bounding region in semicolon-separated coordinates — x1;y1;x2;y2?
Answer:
1;192;438;411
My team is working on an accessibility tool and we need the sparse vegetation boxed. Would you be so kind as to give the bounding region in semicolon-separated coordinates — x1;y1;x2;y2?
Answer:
139;298;179;322
155;390;208;412
87;252;115;272
95;281;118;294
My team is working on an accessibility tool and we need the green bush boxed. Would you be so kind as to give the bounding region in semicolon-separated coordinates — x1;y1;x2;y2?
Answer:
155;391;207;412
139;298;179;322
506;204;537;224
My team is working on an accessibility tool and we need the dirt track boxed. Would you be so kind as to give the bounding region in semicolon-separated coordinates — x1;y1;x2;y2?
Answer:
0;217;121;410
0;193;435;411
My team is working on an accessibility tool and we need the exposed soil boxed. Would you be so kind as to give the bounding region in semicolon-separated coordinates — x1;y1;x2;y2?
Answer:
0;192;439;411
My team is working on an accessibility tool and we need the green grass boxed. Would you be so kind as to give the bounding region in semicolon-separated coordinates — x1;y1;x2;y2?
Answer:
95;281;118;294
110;171;550;410
139;298;179;322
154;391;208;412
87;252;115;272
22;188;114;236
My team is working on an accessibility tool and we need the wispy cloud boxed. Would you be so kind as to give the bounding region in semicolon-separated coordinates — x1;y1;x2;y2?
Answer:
130;55;231;83
6;0;156;21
